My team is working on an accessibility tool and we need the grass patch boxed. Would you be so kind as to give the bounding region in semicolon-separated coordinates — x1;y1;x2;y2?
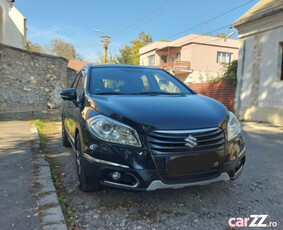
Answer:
34;119;60;147
34;119;76;230
46;156;75;229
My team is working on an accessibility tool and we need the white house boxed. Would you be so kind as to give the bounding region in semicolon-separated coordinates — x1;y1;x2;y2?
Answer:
0;0;26;49
233;0;283;125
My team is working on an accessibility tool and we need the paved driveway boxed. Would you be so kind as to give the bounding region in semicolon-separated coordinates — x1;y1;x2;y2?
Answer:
45;122;283;230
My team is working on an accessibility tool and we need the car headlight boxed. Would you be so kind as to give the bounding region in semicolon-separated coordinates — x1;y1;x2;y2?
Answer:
227;111;242;141
86;115;142;147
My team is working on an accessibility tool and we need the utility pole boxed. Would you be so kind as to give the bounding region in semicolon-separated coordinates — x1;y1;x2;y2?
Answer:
101;35;110;64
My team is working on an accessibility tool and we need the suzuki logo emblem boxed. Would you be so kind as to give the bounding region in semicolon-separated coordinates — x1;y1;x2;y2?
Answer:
184;135;197;148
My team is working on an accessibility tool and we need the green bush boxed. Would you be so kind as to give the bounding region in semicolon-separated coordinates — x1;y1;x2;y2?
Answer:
222;60;238;85
208;60;238;85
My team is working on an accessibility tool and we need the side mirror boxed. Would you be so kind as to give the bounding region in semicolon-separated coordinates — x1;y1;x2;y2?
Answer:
60;88;77;100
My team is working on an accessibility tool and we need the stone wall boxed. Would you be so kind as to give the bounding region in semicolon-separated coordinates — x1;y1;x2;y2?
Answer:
0;43;71;115
67;67;77;87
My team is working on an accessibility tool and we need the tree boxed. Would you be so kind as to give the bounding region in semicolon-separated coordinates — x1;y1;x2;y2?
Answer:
49;38;82;60
25;40;44;53
75;53;85;61
130;32;153;65
117;32;153;65
98;51;118;64
26;38;84;60
108;52;118;64
117;45;133;64
216;33;228;38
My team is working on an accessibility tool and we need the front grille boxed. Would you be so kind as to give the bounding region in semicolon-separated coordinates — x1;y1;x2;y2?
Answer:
148;127;225;154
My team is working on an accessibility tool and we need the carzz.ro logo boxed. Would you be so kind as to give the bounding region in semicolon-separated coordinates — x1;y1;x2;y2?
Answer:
228;215;278;228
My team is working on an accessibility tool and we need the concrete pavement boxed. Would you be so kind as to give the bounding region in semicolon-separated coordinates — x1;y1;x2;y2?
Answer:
0;121;67;230
0;121;41;230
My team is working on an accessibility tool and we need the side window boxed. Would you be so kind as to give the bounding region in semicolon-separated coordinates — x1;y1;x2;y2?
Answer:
76;73;84;101
71;73;80;88
141;75;150;91
154;74;181;93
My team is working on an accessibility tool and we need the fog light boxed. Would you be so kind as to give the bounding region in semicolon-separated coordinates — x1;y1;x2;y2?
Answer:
235;159;243;171
112;171;121;181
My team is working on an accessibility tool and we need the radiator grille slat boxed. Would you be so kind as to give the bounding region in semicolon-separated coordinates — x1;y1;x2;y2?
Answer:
148;127;225;154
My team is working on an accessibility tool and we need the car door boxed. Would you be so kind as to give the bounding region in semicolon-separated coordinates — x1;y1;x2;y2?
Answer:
64;71;84;141
68;70;86;140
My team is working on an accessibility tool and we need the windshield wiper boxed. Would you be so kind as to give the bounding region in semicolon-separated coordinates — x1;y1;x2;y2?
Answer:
132;91;172;95
132;92;189;95
94;92;125;95
94;92;189;95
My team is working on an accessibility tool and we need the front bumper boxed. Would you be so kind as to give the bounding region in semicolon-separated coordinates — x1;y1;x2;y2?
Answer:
82;123;246;191
83;146;246;191
147;173;230;191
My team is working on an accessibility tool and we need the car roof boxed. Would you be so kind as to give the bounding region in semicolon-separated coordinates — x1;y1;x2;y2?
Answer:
88;64;161;70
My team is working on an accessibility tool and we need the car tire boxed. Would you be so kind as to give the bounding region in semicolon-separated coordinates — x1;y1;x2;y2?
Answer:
75;133;100;192
62;121;71;147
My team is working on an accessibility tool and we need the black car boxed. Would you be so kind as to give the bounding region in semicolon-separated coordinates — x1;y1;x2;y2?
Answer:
60;64;246;192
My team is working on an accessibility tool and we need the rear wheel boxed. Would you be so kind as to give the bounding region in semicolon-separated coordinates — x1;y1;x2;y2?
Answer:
75;133;100;191
62;121;71;147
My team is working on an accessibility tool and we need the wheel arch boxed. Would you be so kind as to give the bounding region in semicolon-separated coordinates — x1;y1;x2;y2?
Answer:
75;128;80;149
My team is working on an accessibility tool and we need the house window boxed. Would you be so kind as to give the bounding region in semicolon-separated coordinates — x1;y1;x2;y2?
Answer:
161;55;167;63
217;52;232;64
176;53;181;61
281;43;283;81
148;55;155;66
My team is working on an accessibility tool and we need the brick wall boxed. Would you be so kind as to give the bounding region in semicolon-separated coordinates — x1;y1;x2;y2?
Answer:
188;82;235;111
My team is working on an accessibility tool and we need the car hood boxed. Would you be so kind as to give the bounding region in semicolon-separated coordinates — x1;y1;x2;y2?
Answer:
88;94;227;130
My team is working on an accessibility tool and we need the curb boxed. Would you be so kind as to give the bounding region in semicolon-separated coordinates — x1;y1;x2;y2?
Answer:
30;122;68;230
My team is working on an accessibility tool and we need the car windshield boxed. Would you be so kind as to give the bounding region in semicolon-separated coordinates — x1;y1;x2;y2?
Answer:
89;67;192;95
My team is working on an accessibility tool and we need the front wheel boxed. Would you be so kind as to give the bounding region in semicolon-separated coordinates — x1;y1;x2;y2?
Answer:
75;133;100;192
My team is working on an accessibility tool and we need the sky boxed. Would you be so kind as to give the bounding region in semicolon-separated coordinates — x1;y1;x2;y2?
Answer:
14;0;259;62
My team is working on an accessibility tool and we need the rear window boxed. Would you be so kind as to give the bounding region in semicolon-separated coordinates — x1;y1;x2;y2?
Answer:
89;67;192;95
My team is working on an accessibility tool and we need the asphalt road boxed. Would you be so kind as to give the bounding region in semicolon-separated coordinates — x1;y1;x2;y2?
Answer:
46;122;283;230
0;121;41;230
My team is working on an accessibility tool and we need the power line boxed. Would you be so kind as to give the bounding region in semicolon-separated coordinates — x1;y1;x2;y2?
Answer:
110;0;165;37
74;0;254;56
73;0;170;48
111;0;173;38
168;24;231;47
112;0;184;39
165;0;256;39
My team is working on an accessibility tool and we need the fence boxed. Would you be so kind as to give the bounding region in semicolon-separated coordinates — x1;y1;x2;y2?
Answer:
188;82;235;111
